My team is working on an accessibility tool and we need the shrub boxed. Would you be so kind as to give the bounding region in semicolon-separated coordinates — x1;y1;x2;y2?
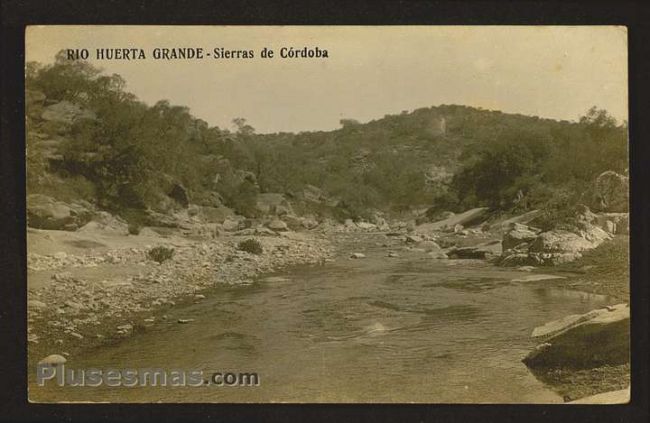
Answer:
147;246;175;263
128;223;141;235
237;238;263;255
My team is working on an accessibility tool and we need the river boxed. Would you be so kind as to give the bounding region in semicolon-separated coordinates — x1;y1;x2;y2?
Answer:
30;233;610;403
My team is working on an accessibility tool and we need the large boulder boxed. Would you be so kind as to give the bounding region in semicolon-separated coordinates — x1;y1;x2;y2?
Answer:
594;171;628;212
527;227;610;265
143;209;181;228
502;223;539;251
523;304;629;369
222;219;241;232
281;215;319;231
356;221;377;231
301;216;319;230
569;387;630;404
267;219;289;232
189;205;234;224
417;207;489;232
281;214;303;231
599;213;629;235
26;90;46;107
41;101;95;124
448;240;502;259
489;210;542;233
27;194;93;230
302;184;325;203
77;211;129;234
256;193;293;215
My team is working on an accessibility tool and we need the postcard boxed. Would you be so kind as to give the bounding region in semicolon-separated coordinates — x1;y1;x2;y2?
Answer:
25;25;629;403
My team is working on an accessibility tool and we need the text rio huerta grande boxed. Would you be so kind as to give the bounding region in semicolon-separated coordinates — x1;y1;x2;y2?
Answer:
66;47;329;60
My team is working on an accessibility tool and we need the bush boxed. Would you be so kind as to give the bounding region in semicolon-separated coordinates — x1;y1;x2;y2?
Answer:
128;223;141;235
237;238;263;255
147;246;175;263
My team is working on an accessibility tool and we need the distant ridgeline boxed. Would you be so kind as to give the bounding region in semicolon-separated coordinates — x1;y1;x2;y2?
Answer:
25;54;628;225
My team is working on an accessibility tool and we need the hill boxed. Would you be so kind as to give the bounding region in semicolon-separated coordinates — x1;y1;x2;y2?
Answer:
26;54;628;227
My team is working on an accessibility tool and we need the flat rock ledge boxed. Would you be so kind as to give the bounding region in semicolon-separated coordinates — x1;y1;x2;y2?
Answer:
568;387;630;404
523;303;630;369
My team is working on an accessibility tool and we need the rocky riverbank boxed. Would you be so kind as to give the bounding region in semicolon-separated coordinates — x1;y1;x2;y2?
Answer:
517;235;630;402
27;225;334;365
27;200;630;403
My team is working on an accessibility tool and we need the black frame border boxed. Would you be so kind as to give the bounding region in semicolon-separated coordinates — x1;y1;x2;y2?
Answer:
1;1;648;422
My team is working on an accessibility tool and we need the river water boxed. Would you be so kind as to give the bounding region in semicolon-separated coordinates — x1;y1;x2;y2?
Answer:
31;234;610;403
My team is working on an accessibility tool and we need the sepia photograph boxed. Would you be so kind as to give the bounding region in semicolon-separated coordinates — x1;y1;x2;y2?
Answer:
24;25;629;404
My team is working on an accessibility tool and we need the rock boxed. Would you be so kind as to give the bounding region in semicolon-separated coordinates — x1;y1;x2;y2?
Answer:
420;240;442;251
69;332;84;340
428;251;449;259
569;387;630;404
523;303;629;369
143;209;180;228
417;207;489;232
41;101;96;124
38;354;67;366
510;274;566;283
235;228;256;236
64;301;85;310
518;266;536;272
490;210;542;233
177;318;195;324
449;240;501;259
405;234;423;244
350;253;366;259
576;222;611;244
267;219;289;232
256;193;291;215
301;217;319;230
280;214;303;231
117;324;133;332
502;224;539;251
601;212;629;235
594;171;628;212
419;209;454;224
370;214;390;231
28;300;48;310
387;252;399;258
78;211;129;235
26;89;46;106
453;224;464;233
377;220;391;231
27;194;93;230
77;215;129;235
302;184;325;203
527;227;611;265
192;205;233;224
194;294;206;300
53;252;68;260
356;222;377;230
222;219;241;232
255;227;277;236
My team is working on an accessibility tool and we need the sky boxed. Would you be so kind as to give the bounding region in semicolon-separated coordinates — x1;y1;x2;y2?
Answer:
26;26;628;134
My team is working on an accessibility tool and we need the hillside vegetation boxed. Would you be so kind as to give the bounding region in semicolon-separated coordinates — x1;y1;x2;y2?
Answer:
26;53;628;224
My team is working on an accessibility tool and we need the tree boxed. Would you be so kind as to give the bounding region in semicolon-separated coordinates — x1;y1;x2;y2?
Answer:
232;117;255;136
